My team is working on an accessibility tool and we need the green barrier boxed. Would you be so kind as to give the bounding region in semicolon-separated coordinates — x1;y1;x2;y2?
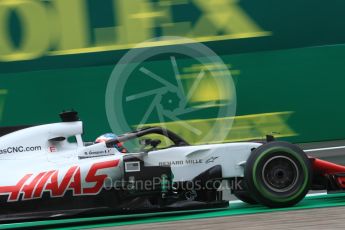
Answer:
1;0;345;144
0;44;345;143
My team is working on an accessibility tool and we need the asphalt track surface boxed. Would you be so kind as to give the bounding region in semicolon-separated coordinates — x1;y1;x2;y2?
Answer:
2;141;345;229
2;193;345;229
102;205;345;230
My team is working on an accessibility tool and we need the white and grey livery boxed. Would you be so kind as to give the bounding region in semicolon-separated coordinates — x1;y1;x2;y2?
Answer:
0;111;313;221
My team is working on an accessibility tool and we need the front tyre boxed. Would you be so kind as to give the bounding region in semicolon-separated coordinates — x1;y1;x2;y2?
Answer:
244;141;312;208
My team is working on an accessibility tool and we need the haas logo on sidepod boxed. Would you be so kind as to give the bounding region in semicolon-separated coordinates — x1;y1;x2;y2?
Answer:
0;160;119;202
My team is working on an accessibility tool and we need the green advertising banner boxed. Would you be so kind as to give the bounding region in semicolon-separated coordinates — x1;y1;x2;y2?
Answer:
1;0;345;144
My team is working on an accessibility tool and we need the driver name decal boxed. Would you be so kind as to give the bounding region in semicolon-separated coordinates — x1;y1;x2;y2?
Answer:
0;160;119;202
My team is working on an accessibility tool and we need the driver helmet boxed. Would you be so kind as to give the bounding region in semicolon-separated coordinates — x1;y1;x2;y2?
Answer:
95;133;127;153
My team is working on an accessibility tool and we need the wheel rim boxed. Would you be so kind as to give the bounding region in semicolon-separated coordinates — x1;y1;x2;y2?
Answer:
261;155;299;193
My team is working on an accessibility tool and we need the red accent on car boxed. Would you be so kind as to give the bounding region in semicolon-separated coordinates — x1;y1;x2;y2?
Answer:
69;168;82;195
22;172;46;199
83;160;119;194
0;159;120;202
33;170;56;198
336;177;345;188
312;158;345;174
0;174;32;201
46;166;79;196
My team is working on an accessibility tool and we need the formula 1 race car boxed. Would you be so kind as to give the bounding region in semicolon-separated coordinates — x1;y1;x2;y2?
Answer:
1;111;345;222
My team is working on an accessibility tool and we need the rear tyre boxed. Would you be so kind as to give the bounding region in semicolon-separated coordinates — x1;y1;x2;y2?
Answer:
244;141;312;208
233;191;258;204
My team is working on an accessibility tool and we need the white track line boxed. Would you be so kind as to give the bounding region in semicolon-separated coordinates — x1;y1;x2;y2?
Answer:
230;192;328;204
305;192;327;197
304;146;345;152
229;200;244;204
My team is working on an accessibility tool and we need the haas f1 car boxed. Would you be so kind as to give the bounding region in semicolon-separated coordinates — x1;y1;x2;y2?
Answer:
1;111;345;221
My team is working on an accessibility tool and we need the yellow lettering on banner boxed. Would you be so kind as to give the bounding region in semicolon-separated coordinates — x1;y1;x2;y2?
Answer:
0;0;50;61
191;0;264;38
49;0;269;57
85;0;187;51
156;0;191;37
0;0;270;61
93;0;155;45
52;0;89;50
111;0;176;44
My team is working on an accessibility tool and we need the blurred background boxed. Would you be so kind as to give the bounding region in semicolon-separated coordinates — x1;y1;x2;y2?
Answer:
1;0;345;145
